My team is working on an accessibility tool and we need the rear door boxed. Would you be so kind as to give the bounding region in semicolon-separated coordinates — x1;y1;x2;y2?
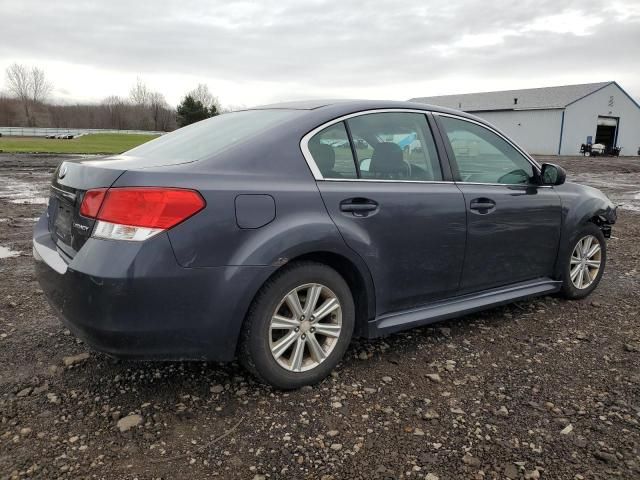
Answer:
434;114;562;293
305;111;467;315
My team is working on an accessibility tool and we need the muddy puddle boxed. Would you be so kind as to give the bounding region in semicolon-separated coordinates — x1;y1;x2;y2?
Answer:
0;174;49;205
0;245;21;259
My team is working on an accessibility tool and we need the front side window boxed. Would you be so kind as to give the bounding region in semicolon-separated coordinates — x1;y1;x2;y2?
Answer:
347;113;442;181
307;122;357;179
438;116;535;184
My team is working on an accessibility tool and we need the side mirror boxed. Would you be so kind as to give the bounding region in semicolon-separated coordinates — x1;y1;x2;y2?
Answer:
540;163;566;186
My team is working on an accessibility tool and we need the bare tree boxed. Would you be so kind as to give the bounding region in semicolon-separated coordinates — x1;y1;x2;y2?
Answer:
128;78;155;129
5;63;53;126
6;63;32;125
189;83;220;114
102;95;128;130
149;92;170;131
129;78;150;106
31;66;53;103
0;94;19;126
2;69;178;130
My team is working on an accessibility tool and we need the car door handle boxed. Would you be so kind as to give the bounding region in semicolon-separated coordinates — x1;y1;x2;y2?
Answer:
339;198;379;216
469;198;496;213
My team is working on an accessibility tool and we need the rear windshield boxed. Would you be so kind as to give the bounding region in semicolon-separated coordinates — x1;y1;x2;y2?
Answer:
124;109;304;164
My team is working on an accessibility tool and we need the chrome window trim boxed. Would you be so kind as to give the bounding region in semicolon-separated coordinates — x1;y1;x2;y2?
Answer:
321;178;551;187
300;108;546;187
300;108;439;182
455;181;553;188
433;112;542;172
321;178;455;184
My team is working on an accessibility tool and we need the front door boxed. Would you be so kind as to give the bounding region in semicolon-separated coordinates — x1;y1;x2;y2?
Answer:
306;112;467;315
435;114;562;293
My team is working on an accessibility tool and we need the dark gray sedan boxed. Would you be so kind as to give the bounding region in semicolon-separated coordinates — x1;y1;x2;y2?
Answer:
34;100;616;389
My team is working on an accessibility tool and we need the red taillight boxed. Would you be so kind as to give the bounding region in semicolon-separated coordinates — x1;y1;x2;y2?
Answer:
80;188;107;217
80;187;205;229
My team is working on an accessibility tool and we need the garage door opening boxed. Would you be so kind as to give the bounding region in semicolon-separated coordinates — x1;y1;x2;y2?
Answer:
595;116;619;152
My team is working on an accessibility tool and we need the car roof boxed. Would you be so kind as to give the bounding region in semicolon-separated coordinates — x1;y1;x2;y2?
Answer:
252;99;355;110
251;99;469;115
248;99;483;124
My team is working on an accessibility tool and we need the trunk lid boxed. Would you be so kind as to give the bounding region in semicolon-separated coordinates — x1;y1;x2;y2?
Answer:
48;160;125;259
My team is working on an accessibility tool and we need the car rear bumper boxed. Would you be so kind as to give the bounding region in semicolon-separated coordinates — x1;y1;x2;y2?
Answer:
33;214;276;361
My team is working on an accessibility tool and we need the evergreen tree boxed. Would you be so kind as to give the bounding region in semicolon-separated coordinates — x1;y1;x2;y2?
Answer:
176;95;211;127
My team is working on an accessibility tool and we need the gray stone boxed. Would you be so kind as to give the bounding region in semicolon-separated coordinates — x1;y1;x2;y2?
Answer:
593;450;617;464
62;352;90;367
16;387;32;397
438;327;451;337
426;373;442;383
624;343;639;352
423;409;440;420
462;453;481;468
497;406;509;417
560;424;573;435
46;392;60;404
504;463;518;479
116;414;143;432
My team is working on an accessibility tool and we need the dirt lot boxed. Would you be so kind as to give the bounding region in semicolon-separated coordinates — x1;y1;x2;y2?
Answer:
1;154;639;480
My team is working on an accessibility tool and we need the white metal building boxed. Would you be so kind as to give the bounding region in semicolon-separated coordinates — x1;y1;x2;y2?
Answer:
410;82;640;156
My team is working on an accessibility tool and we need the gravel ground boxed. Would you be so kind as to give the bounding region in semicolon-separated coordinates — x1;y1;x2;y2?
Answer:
1;154;639;480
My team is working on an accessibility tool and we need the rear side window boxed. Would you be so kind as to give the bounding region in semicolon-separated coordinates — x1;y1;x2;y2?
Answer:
347;112;442;181
307;122;358;179
438;116;535;184
124;109;304;165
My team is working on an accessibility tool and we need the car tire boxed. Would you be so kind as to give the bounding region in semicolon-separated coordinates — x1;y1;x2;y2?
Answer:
239;261;355;389
560;223;607;300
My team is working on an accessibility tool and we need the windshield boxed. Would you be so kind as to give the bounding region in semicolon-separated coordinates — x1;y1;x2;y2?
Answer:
124;109;304;164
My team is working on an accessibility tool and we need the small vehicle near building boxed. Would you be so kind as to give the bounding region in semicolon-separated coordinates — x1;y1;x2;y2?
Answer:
34;100;617;389
580;143;622;157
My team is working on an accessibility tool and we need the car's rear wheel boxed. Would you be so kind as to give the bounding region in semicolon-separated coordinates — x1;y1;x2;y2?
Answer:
561;223;607;299
240;262;354;389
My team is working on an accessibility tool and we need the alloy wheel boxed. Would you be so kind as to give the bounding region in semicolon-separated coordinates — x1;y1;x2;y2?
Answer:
570;234;602;289
269;283;342;372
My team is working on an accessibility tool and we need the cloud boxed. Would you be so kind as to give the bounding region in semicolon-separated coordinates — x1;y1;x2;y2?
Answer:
0;0;638;106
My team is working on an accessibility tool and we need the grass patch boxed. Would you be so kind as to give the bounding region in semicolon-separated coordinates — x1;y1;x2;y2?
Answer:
0;133;159;154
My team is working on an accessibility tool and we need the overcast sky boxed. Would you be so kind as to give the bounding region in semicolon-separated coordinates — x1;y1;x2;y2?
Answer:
1;0;639;108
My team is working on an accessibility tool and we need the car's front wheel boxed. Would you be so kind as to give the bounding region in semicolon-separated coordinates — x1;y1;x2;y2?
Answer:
561;223;607;299
240;262;354;389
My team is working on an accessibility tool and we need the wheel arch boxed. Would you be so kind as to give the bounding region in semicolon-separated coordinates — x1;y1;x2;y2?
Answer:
554;193;615;279
234;249;376;360
286;251;375;337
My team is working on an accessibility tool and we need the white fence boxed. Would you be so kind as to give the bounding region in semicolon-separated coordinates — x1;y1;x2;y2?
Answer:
0;127;167;137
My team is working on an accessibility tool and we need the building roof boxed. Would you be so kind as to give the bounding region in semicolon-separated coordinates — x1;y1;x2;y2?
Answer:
409;82;614;112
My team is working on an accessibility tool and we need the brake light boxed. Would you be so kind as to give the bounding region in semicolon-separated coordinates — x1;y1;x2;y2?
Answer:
80;187;205;241
80;189;107;217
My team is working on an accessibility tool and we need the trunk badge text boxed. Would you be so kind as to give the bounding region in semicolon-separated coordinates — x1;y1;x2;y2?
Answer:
73;223;89;231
